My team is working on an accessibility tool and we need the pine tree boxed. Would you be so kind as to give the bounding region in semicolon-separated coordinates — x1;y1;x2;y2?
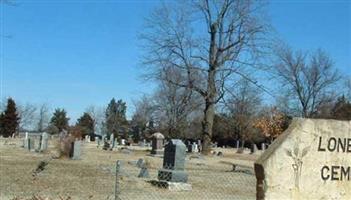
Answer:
76;112;95;140
105;98;128;139
50;108;69;133
0;98;20;137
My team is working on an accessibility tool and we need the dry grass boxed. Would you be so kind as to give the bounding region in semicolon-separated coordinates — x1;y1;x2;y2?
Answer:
0;138;258;200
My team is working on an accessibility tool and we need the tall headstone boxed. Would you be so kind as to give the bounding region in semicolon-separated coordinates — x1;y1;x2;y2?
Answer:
23;132;29;149
158;139;188;183
255;118;351;200
261;143;266;151
236;140;240;149
40;132;49;152
197;140;202;152
110;134;115;148
28;139;34;151
70;140;81;160
192;143;199;153
151;132;165;155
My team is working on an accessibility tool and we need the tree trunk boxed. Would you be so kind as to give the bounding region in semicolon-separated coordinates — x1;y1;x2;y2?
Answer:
201;23;218;155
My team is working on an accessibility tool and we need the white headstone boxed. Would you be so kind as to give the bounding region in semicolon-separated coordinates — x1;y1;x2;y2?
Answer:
40;132;49;152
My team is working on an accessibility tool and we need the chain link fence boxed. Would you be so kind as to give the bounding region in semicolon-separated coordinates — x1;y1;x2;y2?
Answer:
114;156;256;200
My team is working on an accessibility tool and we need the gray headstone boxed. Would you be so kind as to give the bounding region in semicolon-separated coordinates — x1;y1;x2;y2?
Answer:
158;139;188;183
138;166;149;178
151;132;164;155
71;140;81;160
40;132;49;152
137;158;145;168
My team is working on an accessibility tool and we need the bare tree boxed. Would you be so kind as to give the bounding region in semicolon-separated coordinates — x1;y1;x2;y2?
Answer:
224;78;262;146
272;46;341;117
36;103;50;132
141;0;269;153
85;105;105;136
155;67;202;138
18;103;37;131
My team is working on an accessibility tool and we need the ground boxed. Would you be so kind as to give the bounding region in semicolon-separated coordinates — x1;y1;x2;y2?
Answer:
0;138;259;200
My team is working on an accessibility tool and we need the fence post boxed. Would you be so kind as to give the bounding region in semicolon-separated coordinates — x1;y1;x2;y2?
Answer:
115;160;121;200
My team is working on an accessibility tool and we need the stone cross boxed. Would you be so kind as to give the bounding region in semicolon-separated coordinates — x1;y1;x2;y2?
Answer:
151;132;165;155
158;139;188;183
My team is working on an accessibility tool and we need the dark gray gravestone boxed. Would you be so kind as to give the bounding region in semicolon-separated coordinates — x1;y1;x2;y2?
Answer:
158;139;188;183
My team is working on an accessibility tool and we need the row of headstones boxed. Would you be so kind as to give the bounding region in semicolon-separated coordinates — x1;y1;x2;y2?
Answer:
23;132;49;152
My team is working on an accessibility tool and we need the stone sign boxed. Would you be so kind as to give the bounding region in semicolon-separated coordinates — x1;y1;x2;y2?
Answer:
255;118;351;200
158;139;188;183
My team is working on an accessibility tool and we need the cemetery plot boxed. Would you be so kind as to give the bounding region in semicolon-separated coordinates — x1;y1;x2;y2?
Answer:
0;137;257;200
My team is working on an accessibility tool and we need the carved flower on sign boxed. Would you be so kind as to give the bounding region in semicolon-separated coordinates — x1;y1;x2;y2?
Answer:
285;141;310;190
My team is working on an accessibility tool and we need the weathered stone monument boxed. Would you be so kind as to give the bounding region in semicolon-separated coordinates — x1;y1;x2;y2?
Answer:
192;142;198;153
70;140;81;160
23;132;29;149
40;132;49;152
151;132;165;155
255;118;351;200
158;139;188;183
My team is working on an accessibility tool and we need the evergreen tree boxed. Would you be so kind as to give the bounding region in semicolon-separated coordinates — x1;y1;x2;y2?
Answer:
0;98;20;137
105;98;128;139
50;108;69;133
76;112;95;140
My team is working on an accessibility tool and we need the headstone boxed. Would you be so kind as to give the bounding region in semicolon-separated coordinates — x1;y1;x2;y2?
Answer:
255;118;351;200
110;134;114;146
261;143;266;151
40;132;49;152
187;142;192;153
158;139;188;183
36;135;43;151
197;140;202;152
250;143;258;154
192;143;198;153
121;139;126;145
70;140;81;160
85;135;90;142
28;139;34;151
23;132;29;149
136;158;145;168
151;132;165;155
236;140;240;149
138;166;149;178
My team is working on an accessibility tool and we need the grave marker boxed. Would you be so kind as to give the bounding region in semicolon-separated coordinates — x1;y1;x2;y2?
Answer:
158;139;188;183
151;132;164;155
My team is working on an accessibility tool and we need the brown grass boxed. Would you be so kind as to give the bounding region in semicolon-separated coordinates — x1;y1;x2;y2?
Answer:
0;138;258;200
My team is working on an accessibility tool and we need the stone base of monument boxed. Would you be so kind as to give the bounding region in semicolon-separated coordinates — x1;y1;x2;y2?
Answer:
149;180;192;191
158;169;188;183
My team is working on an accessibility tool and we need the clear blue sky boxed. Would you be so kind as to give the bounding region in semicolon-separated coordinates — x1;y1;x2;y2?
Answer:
1;0;350;123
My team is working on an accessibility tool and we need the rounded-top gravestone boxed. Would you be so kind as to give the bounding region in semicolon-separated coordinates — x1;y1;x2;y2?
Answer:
151;132;165;155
